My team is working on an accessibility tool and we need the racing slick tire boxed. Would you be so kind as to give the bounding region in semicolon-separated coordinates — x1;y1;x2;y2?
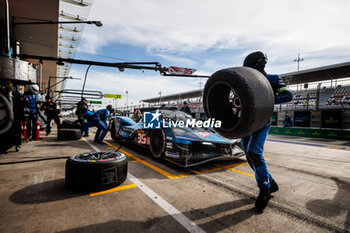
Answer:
203;67;274;139
0;93;14;136
57;128;82;140
61;120;82;129
65;151;128;192
150;129;166;158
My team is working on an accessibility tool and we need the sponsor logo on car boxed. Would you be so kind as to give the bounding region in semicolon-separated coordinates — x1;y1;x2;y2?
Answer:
165;151;180;158
196;132;212;137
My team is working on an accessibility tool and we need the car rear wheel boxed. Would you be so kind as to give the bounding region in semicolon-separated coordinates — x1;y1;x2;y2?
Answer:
110;120;118;141
150;129;165;158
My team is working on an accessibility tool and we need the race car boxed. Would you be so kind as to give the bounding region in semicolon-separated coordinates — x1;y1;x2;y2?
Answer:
110;109;244;167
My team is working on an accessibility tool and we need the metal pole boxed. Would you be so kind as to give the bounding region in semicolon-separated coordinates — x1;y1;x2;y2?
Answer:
126;91;128;110
294;53;304;71
4;0;10;56
39;63;43;91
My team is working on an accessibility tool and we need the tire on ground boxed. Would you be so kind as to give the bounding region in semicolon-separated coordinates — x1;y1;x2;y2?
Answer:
61;120;82;129
57;128;82;140
149;129;166;158
203;67;274;139
65;151;128;192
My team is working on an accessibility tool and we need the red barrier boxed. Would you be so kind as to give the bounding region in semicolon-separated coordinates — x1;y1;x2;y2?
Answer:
22;121;28;141
35;120;40;141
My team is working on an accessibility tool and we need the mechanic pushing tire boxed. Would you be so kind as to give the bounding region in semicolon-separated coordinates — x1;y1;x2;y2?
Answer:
204;51;293;211
149;129;165;158
65;151;128;192
203;67;274;139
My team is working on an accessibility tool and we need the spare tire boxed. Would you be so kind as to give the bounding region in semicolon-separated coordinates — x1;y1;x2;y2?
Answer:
61;120;82;129
65;151;128;192
57;128;82;140
203;67;274;139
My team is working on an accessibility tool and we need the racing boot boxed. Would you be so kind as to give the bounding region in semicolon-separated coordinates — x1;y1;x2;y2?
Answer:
270;180;279;193
255;189;271;211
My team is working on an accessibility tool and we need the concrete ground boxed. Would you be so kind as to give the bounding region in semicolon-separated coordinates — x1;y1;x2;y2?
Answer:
0;128;349;233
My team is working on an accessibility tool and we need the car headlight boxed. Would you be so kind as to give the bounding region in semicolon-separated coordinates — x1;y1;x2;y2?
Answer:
171;128;201;140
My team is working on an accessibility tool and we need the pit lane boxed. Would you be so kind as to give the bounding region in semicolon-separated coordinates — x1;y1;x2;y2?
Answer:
0;130;349;233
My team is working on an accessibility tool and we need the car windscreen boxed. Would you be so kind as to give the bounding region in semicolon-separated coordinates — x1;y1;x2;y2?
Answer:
160;110;192;122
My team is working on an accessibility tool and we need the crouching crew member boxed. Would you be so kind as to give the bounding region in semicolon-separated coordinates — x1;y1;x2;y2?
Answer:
82;105;112;144
241;51;293;211
41;95;60;135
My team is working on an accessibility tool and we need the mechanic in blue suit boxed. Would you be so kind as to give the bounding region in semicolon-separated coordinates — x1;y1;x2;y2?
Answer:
82;105;112;144
23;84;39;140
241;51;293;210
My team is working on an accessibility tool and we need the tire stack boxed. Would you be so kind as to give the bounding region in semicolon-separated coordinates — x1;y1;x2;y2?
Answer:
57;120;82;140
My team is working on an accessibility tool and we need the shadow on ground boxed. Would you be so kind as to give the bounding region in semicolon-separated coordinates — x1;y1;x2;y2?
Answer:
306;177;350;232
10;178;85;204
58;198;257;233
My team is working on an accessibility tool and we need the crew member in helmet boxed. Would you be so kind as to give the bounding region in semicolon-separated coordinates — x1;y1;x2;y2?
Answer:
180;101;192;115
41;95;60;135
82;105;112;144
23;84;40;140
76;98;89;136
241;51;293;210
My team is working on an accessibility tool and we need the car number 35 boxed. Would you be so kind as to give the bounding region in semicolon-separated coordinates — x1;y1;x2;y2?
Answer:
137;133;148;145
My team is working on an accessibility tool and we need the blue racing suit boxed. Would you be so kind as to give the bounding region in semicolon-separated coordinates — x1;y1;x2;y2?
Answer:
241;74;293;190
23;92;38;139
82;109;110;141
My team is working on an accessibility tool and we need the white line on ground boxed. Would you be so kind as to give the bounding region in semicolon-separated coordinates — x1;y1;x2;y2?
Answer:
82;138;205;233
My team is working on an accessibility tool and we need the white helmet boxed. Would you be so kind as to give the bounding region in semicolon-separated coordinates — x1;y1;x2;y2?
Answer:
28;84;39;93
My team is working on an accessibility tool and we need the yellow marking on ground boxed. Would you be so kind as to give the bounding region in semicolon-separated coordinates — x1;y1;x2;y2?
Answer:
227;168;255;177
219;161;249;169
90;184;137;197
324;146;342;149
193;167;223;175
215;158;270;178
103;141;188;180
132;160;140;163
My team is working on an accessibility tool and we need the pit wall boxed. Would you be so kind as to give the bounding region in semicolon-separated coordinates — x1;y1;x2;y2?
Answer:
270;109;350;140
268;126;350;140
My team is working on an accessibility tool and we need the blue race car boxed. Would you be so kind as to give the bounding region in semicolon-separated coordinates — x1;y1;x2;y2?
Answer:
110;109;244;167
